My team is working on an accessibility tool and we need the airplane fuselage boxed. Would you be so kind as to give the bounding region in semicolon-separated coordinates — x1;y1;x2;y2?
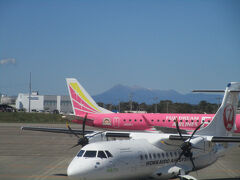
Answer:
72;113;240;133
67;138;218;180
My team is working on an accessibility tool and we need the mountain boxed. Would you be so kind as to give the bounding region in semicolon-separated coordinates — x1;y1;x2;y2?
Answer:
93;84;222;105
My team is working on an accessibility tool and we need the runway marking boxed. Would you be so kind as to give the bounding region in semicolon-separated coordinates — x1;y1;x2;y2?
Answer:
0;174;67;178
8;164;66;169
34;159;69;180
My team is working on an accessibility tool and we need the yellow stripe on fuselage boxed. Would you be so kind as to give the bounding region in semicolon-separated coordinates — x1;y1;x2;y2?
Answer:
70;82;101;113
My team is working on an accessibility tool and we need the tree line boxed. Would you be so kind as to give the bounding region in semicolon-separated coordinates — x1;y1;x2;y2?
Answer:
97;100;220;114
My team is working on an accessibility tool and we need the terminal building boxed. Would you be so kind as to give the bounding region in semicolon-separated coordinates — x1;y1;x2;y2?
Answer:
15;92;73;114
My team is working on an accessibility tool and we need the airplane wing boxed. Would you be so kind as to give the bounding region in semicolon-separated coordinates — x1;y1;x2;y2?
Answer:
21;126;94;135
21;126;130;138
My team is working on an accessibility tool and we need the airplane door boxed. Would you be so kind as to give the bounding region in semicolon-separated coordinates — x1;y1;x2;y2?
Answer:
201;116;211;128
113;117;120;128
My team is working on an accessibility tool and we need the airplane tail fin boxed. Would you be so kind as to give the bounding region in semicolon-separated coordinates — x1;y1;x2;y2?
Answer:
66;78;113;116
196;82;240;137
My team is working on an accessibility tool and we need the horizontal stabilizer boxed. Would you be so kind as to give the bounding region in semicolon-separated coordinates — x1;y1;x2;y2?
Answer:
169;135;240;142
192;90;240;93
192;90;225;93
211;136;240;142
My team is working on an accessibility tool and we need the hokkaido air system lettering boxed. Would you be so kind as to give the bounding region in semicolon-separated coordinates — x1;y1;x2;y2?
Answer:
146;157;192;166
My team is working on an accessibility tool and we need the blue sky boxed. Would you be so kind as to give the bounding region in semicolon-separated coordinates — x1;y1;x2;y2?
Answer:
0;0;240;96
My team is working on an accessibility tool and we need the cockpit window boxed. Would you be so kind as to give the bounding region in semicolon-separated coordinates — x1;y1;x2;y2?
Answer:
105;150;113;158
83;151;97;158
97;151;107;159
77;150;85;157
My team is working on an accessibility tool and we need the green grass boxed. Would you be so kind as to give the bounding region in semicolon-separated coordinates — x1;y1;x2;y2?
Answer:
0;112;66;123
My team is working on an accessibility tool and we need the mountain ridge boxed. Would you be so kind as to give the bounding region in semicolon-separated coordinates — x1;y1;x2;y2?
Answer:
92;84;222;105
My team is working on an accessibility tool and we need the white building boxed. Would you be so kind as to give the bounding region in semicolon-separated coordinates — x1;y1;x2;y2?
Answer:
15;92;72;114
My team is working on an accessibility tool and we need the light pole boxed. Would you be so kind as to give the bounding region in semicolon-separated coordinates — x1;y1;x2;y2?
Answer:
28;72;31;112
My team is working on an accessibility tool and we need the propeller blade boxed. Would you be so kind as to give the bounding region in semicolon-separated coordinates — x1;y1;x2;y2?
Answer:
175;118;183;141
189;123;203;140
66;122;80;139
189;153;196;171
175;150;184;164
70;143;81;149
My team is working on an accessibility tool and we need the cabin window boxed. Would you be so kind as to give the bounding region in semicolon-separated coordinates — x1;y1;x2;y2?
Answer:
84;151;97;158
145;154;148;160
208;120;210;122
105;151;113;158
149;154;152;159
168;120;170;122
153;153;156;159
134;119;137;122
191;120;194;122
186;120;188;122
162;153;165;158
157;120;160;122
140;155;143;160
174;152;177;156
157;153;161;158
166;152;169;157
163;120;165;122
180;120;183;122
170;152;172;157
202;120;205;122
77;150;85;157
129;119;132;122
151;120;154;122
124;119;126;122
197;120;199;122
97;151;107;159
140;119;143;122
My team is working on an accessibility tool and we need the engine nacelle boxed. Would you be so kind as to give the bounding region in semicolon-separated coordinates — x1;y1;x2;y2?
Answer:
190;136;212;152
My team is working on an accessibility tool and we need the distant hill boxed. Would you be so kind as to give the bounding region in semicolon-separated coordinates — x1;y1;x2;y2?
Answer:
93;84;222;105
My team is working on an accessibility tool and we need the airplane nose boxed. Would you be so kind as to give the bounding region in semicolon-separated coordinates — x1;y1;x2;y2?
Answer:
67;157;107;180
67;165;76;177
67;159;82;177
67;158;95;178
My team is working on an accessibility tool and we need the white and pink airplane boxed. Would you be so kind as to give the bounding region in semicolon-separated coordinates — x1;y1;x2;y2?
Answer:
66;78;240;133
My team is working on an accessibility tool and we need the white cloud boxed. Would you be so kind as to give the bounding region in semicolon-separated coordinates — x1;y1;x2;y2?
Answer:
0;58;16;65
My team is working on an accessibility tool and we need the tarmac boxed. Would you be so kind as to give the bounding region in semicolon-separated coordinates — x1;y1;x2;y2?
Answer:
0;123;240;180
